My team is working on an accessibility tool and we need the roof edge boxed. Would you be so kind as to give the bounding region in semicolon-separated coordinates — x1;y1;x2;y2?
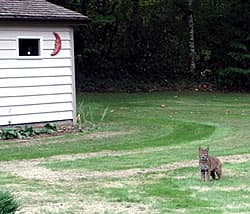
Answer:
0;16;90;25
0;0;90;25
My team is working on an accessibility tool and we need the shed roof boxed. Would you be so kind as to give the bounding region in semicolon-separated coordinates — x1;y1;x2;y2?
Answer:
0;0;89;24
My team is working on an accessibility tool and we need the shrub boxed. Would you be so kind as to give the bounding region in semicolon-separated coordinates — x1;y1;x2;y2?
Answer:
0;191;19;214
0;123;57;140
217;67;250;90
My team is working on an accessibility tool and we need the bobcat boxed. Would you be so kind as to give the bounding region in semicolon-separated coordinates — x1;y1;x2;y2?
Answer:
198;147;222;182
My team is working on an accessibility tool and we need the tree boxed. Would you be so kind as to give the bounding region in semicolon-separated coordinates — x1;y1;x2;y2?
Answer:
47;0;250;91
187;0;196;77
217;0;250;89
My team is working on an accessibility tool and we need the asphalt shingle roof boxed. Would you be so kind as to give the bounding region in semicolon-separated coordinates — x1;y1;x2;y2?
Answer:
0;0;88;24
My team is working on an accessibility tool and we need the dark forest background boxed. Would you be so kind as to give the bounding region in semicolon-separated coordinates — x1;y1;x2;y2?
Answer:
48;0;250;92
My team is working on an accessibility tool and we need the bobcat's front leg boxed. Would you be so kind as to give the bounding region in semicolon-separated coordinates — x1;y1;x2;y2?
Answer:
201;170;205;181
205;170;210;182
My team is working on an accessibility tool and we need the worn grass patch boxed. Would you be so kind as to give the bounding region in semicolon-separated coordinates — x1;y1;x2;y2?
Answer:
95;161;250;214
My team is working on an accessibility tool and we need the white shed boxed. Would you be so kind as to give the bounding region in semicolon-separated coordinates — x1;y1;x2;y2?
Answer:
0;0;88;126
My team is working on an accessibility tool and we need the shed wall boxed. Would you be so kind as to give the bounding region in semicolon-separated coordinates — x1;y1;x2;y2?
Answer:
0;26;75;126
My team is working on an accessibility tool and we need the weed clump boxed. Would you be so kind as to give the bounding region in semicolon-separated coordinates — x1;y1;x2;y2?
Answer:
0;191;19;214
77;101;109;131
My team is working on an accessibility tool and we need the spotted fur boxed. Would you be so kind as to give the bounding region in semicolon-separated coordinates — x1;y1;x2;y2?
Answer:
198;147;222;182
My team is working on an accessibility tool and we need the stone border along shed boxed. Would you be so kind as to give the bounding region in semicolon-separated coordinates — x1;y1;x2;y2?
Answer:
0;0;89;126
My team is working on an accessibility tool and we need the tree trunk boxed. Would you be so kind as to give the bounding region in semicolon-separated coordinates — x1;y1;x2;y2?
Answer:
187;0;196;76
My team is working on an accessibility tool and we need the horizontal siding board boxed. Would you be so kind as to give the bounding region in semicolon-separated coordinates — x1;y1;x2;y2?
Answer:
0;50;14;58
0;103;73;116
0;49;72;59
0;76;72;87
0;40;71;50
0;41;16;50
0;58;72;69
0;38;16;41
0;85;72;97
0;31;71;41
43;40;71;49
0;49;17;57
0;94;73;107
0;67;72;78
0;111;73;126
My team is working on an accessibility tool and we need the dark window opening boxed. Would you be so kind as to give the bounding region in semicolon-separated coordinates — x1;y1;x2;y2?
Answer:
19;39;40;56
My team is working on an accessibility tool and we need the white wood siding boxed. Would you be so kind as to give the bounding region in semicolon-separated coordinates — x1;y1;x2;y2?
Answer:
0;25;75;126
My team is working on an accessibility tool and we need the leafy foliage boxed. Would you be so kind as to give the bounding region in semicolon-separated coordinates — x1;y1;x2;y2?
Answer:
216;0;250;89
0;191;19;214
0;123;57;140
49;0;249;91
72;0;190;90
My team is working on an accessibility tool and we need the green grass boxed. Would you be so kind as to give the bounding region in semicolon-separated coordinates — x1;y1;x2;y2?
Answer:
1;92;250;213
1;92;248;162
96;162;250;213
42;120;215;171
0;112;215;161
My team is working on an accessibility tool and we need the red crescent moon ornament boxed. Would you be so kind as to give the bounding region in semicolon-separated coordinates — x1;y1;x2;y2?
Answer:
51;32;62;56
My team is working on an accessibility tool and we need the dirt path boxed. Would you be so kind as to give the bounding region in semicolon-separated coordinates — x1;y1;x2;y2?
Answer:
1;153;250;183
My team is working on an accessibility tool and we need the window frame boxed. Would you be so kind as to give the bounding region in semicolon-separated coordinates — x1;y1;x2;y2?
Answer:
16;36;43;59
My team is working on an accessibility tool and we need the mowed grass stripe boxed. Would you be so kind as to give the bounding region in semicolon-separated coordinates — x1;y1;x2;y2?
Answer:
42;120;215;171
0;119;215;161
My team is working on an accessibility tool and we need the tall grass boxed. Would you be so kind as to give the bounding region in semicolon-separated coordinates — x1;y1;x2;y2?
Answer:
0;191;19;214
77;101;109;131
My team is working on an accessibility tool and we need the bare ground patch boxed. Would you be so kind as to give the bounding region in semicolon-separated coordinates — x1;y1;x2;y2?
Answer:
1;153;250;183
15;191;150;214
1;153;250;214
191;185;250;193
220;154;250;164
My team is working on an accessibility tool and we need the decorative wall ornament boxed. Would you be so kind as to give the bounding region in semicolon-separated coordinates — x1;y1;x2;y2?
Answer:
51;32;62;56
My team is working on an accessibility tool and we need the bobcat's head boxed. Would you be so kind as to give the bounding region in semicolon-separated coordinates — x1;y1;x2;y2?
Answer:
199;147;209;161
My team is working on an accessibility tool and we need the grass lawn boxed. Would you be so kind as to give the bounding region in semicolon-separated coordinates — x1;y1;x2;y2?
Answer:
0;91;250;213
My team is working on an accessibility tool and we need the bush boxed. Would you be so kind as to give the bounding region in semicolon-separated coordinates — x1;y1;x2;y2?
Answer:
0;123;57;140
217;67;250;90
0;191;19;214
218;67;250;90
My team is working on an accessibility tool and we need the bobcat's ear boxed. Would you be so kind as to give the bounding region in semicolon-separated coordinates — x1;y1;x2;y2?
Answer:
206;146;209;151
198;147;201;151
